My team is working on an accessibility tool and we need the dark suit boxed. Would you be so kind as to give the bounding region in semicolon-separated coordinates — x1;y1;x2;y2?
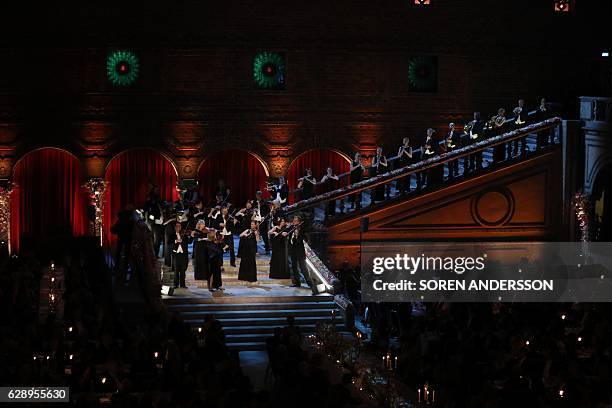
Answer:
255;199;271;252
214;214;236;266
445;131;459;178
170;232;192;287
288;227;315;293
468;120;485;170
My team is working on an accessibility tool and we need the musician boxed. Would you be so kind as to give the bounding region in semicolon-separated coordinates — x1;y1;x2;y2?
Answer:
187;199;206;231
162;208;177;268
207;198;222;228
144;186;164;258
191;220;210;282
236;201;254;259
268;217;290;279
445;123;459;179
298;168;317;201
511;99;528;156
536;98;550;148
372;147;388;202
216;179;231;203
320;167;339;217
235;200;254;232
238;221;260;282
269;202;286;227
216;206;237;267
466;112;486;171
207;230;224;292
397;137;414;194
285;215;316;294
349;152;364;210
171;222;192;289
255;190;271;254
271;177;289;207
422;128;437;187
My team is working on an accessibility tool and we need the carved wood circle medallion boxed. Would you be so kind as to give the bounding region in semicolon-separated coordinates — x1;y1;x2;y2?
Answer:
471;187;515;226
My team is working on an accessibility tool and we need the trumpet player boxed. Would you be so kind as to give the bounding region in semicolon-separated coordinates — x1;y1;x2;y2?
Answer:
445;123;459;179
511;99;528;156
466;112;485;172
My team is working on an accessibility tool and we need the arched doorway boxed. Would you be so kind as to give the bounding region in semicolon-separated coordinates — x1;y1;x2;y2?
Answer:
197;150;269;207
104;149;178;247
10;147;89;254
286;149;351;203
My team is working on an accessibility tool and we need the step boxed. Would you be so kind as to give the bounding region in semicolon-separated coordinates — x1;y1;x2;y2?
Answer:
221;323;346;335
227;342;267;351
163;294;333;305
167;301;337;312
179;308;338;319
187;278;294;287
186;316;344;327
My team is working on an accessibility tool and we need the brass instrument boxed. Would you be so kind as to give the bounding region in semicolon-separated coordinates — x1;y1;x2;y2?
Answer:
513;107;525;125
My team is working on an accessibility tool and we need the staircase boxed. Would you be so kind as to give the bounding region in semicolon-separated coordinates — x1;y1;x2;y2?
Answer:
164;294;346;351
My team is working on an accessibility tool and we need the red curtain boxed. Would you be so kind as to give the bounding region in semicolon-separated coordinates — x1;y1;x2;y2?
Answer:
10;148;89;253
286;149;350;203
104;149;178;247
198;150;269;207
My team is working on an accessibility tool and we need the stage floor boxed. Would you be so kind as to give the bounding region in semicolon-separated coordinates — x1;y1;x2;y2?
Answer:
164;283;314;300
160;237;316;300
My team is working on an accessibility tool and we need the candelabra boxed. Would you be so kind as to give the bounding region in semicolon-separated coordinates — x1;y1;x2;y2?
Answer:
83;178;108;246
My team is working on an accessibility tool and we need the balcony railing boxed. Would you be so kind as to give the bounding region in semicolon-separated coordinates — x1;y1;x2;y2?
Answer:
285;116;563;216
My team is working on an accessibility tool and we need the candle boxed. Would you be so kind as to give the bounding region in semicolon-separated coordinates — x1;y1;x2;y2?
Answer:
394;356;398;369
101;377;107;384
153;351;159;359
418;389;421;402
433;390;435;403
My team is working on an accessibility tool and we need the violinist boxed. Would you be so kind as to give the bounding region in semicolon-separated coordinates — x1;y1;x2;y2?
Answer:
171;222;192;289
191;220;210;281
254;190;271;254
286;215;316;294
268;217;290;279
238;221;260;282
207;230;225;292
216;206;236;267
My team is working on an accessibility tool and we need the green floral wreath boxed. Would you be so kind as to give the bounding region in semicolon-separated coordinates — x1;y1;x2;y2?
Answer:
253;52;286;89
107;50;140;87
408;56;438;92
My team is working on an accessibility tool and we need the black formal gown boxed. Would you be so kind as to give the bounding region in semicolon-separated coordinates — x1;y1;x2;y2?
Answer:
193;235;210;280
208;241;223;289
238;232;258;282
269;233;290;279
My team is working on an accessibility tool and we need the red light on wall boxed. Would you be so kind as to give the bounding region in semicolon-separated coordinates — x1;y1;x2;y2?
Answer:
414;0;431;5
554;0;570;12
